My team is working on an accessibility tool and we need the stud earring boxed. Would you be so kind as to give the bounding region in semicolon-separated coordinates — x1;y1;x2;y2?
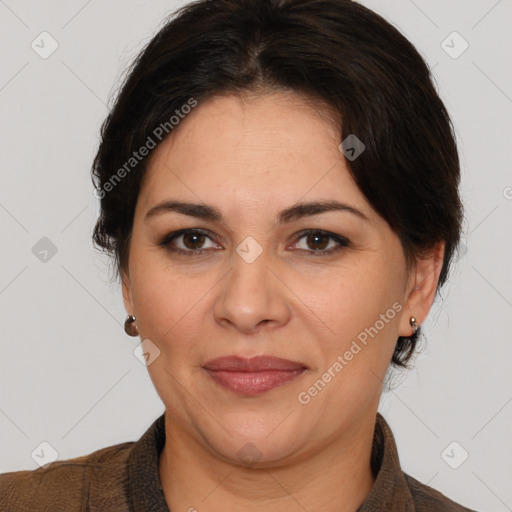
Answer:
124;315;139;337
409;316;419;335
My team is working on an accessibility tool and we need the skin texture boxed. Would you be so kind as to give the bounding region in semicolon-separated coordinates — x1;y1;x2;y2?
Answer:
122;91;444;511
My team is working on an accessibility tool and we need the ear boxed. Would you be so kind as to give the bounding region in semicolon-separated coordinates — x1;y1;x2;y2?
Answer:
121;269;135;316
398;241;445;337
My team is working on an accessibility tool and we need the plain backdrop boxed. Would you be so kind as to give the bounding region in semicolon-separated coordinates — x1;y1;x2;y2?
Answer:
0;1;511;510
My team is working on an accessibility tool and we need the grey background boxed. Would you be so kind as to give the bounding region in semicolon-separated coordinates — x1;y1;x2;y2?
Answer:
0;1;511;510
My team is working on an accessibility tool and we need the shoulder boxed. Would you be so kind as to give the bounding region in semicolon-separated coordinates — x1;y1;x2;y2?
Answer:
0;440;135;511
405;472;478;511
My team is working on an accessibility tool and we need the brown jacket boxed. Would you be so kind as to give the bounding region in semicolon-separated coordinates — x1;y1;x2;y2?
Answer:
0;412;477;511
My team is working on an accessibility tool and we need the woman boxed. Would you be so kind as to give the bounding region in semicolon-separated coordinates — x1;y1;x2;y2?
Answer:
0;0;479;510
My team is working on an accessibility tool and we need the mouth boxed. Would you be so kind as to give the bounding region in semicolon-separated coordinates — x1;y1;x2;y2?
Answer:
202;355;308;396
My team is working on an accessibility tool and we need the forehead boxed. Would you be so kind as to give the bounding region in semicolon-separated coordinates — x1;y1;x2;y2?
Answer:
137;92;370;218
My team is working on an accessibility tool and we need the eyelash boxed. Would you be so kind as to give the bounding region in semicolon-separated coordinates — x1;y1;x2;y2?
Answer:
158;228;350;257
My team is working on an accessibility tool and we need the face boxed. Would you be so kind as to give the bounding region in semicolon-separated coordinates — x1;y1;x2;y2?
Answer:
122;91;438;466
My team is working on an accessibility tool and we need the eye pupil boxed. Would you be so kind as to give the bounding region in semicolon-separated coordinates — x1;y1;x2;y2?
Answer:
307;233;328;250
184;232;205;249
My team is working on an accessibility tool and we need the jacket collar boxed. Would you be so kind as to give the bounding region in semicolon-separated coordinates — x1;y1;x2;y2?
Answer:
128;412;170;511
356;412;415;511
127;411;415;511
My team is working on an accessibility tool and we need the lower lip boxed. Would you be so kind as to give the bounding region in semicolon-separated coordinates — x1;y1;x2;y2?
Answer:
203;368;305;395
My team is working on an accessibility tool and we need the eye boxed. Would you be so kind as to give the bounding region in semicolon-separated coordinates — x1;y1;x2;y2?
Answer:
159;228;350;257
290;229;349;255
159;228;220;256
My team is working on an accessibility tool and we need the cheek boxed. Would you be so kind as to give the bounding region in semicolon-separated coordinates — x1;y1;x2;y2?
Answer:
129;259;210;351
297;257;403;354
295;269;403;422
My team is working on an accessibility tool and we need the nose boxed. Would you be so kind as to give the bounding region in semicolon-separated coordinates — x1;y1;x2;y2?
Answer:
213;245;291;334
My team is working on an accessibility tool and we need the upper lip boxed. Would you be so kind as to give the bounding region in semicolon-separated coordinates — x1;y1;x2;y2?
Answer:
202;355;307;372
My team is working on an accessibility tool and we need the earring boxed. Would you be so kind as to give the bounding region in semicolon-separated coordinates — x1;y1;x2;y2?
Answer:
124;315;139;337
409;316;419;335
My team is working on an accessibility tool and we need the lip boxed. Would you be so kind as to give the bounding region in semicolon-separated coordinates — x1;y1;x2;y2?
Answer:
203;355;307;372
202;355;307;395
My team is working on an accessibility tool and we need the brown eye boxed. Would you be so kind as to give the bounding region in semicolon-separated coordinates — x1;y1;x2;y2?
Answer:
159;229;219;256
182;232;207;250
305;232;329;250
292;230;349;255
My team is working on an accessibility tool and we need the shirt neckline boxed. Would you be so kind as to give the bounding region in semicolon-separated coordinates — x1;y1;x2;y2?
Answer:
127;411;414;511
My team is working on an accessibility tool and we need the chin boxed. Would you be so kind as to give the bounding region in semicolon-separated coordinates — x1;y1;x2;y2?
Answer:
202;421;306;467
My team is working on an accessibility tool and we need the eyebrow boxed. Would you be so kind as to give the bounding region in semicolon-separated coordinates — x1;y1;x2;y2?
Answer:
144;199;369;224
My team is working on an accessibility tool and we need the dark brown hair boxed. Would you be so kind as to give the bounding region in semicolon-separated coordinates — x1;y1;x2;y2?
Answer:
91;0;463;368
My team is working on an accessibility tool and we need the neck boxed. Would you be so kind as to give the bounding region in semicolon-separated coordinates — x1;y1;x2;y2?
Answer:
159;411;377;512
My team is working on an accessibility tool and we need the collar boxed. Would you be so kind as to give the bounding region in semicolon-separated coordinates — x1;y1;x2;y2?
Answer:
356;412;415;511
127;412;414;511
128;412;170;511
